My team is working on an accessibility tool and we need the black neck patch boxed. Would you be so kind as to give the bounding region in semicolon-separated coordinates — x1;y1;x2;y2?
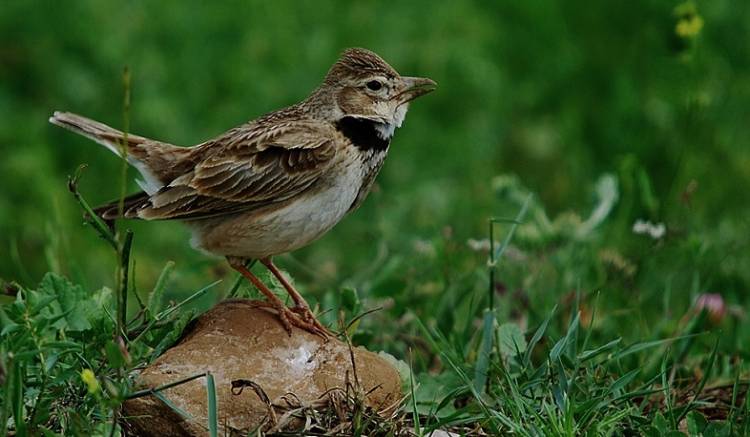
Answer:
335;117;390;151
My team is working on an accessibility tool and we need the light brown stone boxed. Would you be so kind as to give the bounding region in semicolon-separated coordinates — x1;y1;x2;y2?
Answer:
123;300;402;436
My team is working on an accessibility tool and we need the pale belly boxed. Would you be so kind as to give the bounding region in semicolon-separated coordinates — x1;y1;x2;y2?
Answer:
188;161;366;259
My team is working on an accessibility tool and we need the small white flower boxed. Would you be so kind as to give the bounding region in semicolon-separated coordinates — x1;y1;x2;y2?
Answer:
467;238;491;252
632;219;666;239
412;239;436;257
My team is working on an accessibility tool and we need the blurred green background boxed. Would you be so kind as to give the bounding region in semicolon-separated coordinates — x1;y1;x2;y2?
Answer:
1;0;749;343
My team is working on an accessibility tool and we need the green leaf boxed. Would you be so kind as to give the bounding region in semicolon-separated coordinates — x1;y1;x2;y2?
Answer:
686;411;707;436
377;351;411;392
0;305;19;336
105;340;127;369
497;322;527;357
412;372;461;417
91;286;114;314
702;422;731;437
38;273;92;331
642;425;663;437
25;289;58;317
148;261;175;316
653;412;669;433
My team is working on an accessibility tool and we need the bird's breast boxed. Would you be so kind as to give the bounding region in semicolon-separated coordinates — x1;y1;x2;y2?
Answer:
347;147;388;213
190;149;381;258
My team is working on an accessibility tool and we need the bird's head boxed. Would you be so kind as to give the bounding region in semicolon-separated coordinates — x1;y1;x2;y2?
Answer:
314;48;436;139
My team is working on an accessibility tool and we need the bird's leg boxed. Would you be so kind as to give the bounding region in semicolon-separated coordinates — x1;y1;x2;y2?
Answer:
260;257;332;337
227;257;325;337
259;258;309;311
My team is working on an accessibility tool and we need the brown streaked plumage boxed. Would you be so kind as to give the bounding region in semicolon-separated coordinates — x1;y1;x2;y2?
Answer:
50;47;436;337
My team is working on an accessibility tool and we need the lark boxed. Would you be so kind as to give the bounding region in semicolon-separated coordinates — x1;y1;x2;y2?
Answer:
50;48;436;337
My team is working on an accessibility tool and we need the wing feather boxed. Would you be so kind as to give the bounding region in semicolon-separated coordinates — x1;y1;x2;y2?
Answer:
135;119;338;220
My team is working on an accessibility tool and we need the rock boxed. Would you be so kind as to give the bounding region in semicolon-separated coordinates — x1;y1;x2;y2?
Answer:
123;300;402;436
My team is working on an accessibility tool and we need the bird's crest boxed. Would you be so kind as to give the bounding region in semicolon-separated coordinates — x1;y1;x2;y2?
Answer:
325;48;399;83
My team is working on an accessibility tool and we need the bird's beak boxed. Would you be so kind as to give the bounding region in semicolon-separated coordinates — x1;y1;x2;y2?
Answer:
396;76;437;103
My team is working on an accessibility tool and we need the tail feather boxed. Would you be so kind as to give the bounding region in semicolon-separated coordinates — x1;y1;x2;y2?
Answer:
49;111;193;196
49;111;148;156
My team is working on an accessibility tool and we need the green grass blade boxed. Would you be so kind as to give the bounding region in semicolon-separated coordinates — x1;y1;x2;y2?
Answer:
730;360;742;433
153;391;194;421
550;311;579;362
206;371;218;437
579;338;622;362
473;309;495;395
127;372;208;399
660;348;675;427
409;350;421;436
490;194;532;262
157;279;222;321
0;357;13;437
608;368;640;395
611;334;699;361
675;335;720;423
11;360;26;436
524;305;556;365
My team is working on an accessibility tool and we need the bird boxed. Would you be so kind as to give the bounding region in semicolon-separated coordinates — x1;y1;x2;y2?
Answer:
49;47;436;338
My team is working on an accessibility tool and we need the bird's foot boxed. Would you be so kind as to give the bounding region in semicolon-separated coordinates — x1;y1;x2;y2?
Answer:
256;301;330;339
227;258;331;339
277;305;331;340
290;304;333;338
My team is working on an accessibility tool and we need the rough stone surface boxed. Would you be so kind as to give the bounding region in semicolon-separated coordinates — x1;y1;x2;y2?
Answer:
123;300;402;436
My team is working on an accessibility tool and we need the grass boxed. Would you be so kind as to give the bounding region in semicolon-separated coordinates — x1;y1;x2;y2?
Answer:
1;173;747;435
2;0;750;435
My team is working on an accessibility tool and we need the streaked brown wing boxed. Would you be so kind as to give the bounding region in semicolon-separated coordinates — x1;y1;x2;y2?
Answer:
135;120;338;220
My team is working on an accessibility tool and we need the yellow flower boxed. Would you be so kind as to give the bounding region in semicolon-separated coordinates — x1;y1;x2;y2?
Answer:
676;15;704;38
674;1;704;38
81;369;100;394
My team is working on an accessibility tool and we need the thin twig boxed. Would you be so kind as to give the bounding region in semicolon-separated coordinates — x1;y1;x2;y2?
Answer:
118;229;134;338
67;165;118;250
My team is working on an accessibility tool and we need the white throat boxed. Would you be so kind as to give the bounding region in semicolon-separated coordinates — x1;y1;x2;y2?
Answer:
375;104;409;140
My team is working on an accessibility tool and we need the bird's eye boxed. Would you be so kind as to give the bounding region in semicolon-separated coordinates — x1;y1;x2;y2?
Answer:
366;80;383;91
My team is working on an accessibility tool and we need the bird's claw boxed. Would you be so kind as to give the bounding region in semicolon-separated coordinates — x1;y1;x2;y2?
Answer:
272;304;331;340
292;305;333;338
